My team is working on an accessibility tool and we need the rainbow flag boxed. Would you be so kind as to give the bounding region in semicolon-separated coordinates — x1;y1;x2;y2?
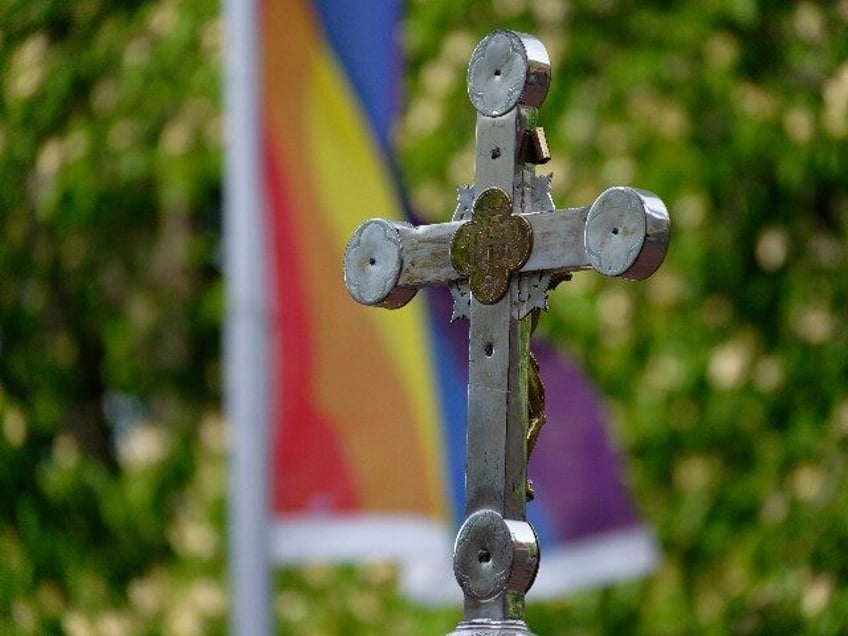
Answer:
226;0;657;614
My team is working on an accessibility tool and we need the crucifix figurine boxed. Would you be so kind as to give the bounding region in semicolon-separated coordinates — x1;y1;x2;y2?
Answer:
343;30;669;635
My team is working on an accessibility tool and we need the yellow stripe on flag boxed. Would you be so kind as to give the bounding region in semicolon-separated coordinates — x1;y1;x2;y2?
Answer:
305;45;448;519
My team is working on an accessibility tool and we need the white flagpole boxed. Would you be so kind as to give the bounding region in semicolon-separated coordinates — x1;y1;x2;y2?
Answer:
223;0;272;633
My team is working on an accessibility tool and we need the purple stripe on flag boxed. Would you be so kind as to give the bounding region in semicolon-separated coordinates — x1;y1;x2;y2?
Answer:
531;344;639;541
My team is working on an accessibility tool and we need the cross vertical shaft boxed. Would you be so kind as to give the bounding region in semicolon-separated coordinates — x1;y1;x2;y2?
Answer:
466;107;529;521
449;34;554;628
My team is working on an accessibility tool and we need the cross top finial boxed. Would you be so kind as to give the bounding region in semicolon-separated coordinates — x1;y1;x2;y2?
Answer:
467;30;551;116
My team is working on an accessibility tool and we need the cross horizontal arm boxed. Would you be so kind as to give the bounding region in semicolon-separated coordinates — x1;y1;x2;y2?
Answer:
343;186;669;309
396;207;595;286
343;210;585;308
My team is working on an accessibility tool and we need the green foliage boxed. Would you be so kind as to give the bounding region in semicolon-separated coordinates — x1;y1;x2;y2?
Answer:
0;0;223;633
275;565;458;635
3;0;848;634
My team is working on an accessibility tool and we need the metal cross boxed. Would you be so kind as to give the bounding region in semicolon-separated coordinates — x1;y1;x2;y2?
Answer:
343;30;669;636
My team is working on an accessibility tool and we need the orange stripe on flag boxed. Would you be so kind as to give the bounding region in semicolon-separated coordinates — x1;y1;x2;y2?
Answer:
263;0;447;517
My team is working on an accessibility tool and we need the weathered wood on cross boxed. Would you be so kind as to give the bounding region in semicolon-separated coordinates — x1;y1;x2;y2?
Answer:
343;30;669;636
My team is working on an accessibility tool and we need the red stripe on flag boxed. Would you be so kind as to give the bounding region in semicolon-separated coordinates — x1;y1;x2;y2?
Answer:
265;135;359;512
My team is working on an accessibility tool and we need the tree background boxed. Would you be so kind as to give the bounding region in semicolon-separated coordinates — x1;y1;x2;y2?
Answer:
1;0;847;634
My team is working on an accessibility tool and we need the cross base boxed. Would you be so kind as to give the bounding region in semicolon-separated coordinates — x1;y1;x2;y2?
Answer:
447;619;537;636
